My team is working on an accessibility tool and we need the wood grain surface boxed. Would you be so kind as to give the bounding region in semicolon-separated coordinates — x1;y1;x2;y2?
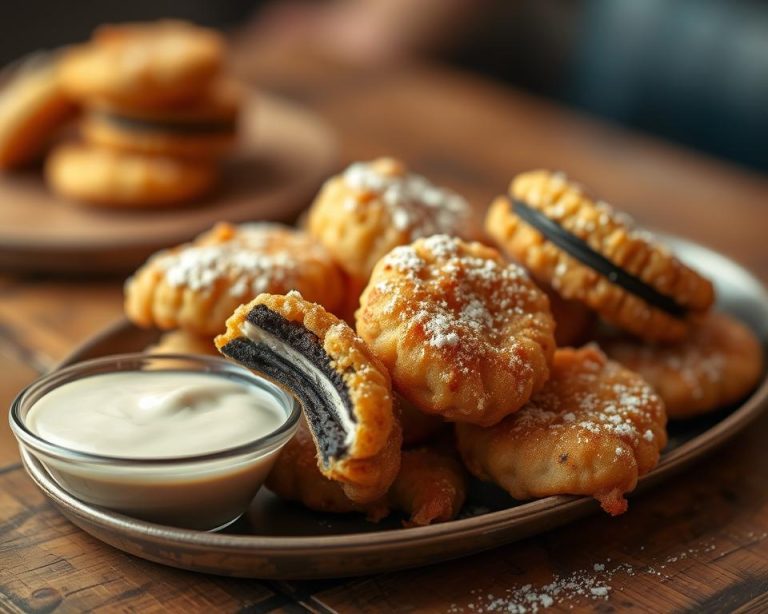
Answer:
1;40;768;612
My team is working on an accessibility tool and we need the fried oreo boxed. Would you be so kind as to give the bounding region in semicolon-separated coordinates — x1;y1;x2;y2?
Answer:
599;312;763;418
267;417;466;526
58;20;224;108
81;79;241;159
215;291;400;504
125;223;345;336
0;56;76;169
456;345;667;515
45;142;217;207
486;170;715;342
357;235;556;427
307;157;474;291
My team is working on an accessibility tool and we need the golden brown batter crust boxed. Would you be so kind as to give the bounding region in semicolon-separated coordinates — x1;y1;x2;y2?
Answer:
486;170;715;342
58;20;224;108
456;345;667;515
307;157;474;288
0;58;77;169
267;417;466;526
357;234;556;427
599;312;763;418
125;223;344;335
216;291;400;504
45;143;217;207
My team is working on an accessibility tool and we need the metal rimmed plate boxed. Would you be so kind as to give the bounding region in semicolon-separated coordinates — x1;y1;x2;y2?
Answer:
19;236;768;579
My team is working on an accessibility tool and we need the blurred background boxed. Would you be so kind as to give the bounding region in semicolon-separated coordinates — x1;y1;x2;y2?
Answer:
1;0;766;172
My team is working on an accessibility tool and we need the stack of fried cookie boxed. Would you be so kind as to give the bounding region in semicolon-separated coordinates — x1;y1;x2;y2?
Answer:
0;20;240;208
123;158;764;525
48;20;239;207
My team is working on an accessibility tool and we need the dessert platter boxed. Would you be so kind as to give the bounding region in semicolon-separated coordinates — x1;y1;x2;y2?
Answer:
0;21;336;273
12;156;768;579
4;19;766;581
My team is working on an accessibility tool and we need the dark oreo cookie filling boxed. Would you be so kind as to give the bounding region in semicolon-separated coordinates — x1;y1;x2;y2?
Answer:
511;198;687;318
219;304;356;465
98;111;236;136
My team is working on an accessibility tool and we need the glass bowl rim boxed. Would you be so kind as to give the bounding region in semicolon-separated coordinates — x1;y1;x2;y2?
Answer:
9;352;302;466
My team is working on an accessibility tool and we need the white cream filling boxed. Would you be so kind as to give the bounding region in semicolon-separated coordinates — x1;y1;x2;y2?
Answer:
241;321;357;449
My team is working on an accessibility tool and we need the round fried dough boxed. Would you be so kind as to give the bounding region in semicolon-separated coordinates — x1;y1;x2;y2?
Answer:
456;345;667;515
357;234;556;427
125;223;344;335
600;312;763;418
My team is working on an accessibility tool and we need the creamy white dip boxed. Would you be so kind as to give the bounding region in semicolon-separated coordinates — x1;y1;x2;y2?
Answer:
26;371;286;458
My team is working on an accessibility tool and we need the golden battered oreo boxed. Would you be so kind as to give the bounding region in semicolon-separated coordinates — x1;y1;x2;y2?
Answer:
456;345;667;515
357;235;556;427
267;417;466;526
599;312;763;419
0;57;76;169
486;170;715;342
81;79;241;158
45;143;217;207
125;223;344;336
307;157;473;288
58;20;224;108
216;291;400;504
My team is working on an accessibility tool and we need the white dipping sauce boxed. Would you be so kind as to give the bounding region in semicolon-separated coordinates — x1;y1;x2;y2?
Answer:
27;371;286;458
23;370;295;530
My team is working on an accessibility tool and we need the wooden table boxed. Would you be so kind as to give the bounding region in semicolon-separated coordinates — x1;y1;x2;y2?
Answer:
2;45;768;612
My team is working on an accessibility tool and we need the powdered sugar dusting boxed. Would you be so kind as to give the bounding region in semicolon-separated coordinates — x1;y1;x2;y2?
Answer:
448;538;730;612
158;245;296;297
149;224;324;298
601;319;733;404
510;347;662;446
373;235;547;383
342;159;470;239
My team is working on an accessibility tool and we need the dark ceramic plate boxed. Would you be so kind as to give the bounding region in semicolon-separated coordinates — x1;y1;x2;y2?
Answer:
19;236;768;579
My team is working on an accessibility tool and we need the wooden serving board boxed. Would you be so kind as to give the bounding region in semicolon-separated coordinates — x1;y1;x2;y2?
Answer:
0;93;337;274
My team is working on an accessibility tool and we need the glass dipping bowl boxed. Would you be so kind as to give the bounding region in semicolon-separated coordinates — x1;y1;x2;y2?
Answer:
9;353;301;531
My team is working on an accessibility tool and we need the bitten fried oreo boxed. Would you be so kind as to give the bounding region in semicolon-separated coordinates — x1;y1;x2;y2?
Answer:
215;291;401;504
0;57;76;169
357;235;556;427
456;345;667;515
58;20;224;108
45;143;217;207
599;312;763;419
125;223;344;336
486;170;715;342
81;79;240;159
